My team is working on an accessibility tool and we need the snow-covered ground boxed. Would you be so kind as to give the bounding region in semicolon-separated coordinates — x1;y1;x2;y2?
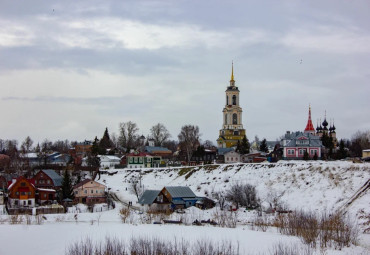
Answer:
98;160;370;224
0;160;369;255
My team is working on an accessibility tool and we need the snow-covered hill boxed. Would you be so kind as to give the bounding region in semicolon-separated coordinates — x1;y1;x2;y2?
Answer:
98;161;370;227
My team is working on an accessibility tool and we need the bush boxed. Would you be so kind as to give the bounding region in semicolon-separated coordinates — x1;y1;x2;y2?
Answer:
119;208;131;223
226;183;260;209
274;210;359;249
66;236;239;255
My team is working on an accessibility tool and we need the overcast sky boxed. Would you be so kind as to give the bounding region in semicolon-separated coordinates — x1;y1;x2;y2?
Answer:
1;0;369;145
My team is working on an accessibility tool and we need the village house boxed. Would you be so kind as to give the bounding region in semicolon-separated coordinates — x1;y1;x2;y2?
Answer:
8;176;36;208
73;179;107;205
224;150;241;163
138;186;198;211
281;131;322;160
33;169;62;190
144;146;172;160
126;152;162;169
98;155;121;168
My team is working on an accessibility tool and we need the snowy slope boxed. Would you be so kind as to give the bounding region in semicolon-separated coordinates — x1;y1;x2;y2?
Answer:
97;161;370;224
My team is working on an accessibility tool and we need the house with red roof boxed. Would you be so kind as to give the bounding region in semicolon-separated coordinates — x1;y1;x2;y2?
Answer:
8;176;36;208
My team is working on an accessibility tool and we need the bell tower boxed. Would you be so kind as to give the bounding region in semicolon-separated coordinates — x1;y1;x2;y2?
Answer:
217;62;246;148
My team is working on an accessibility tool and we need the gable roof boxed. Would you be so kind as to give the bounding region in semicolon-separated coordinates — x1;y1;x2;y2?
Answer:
145;146;172;153
217;148;234;155
164;186;196;198
40;170;63;186
138;190;161;204
73;179;92;189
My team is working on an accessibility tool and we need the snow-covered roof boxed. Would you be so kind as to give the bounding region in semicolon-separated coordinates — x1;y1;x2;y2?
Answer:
38;188;56;192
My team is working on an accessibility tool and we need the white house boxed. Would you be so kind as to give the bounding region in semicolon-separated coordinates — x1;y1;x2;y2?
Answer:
82;155;121;168
224;151;241;163
99;155;121;168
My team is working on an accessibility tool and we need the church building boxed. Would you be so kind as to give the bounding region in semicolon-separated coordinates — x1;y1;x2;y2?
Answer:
217;63;246;148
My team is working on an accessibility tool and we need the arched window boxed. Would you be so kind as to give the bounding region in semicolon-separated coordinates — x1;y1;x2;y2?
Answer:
225;114;227;124
226;95;229;105
232;95;237;105
233;113;237;124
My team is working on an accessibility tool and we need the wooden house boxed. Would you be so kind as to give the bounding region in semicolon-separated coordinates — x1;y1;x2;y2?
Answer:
138;186;198;211
73;179;106;205
8;176;36;208
34;169;62;190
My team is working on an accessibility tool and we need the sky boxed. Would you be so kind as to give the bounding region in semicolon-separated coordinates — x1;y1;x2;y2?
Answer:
1;0;370;145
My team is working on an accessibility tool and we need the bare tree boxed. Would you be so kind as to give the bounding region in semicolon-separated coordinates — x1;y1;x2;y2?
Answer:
214;191;227;210
52;140;70;153
21;136;33;153
226;183;260;209
350;130;370;157
150;123;171;147
110;132;119;148
41;139;52;153
178;125;200;163
118;121;139;151
129;175;144;200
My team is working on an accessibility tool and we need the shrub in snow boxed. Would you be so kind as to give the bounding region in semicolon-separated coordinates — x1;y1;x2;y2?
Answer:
119;207;131;223
226;183;260;210
66;236;239;255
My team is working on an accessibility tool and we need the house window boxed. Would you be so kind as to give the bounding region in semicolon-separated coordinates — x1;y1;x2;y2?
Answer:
21;182;26;187
139;157;143;163
129;157;133;163
35;180;38;184
44;194;47;198
47;180;50;184
299;149;306;155
75;191;78;194
21;192;26;195
91;190;93;194
84;190;87;194
96;190;98;193
310;149;317;155
28;192;31;195
287;149;295;155
15;200;18;205
226;95;229;105
16;192;19;195
134;157;138;163
28;200;31;205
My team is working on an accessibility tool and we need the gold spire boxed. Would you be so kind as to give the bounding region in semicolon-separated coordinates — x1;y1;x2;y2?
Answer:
230;61;234;81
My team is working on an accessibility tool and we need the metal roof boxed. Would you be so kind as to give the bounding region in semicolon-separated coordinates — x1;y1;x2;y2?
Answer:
164;186;196;198
41;170;63;186
138;190;160;204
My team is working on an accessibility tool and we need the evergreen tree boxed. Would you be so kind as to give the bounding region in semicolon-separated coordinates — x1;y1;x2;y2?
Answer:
99;128;113;152
303;150;310;160
337;139;347;159
313;152;318;160
239;135;250;154
259;139;269;153
61;170;74;200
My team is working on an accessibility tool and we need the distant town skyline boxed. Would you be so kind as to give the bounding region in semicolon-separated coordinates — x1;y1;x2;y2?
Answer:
1;0;369;145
